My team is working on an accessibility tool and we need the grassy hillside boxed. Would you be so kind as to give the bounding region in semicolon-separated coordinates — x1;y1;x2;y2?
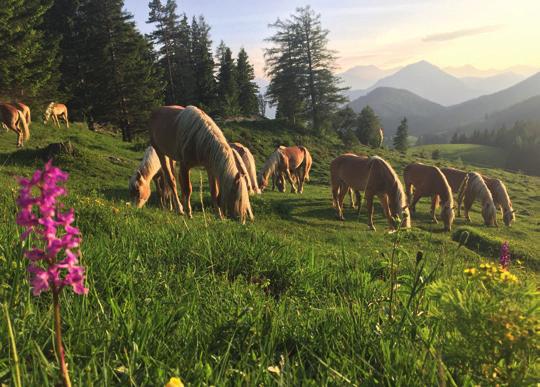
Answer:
0;121;538;385
410;143;509;169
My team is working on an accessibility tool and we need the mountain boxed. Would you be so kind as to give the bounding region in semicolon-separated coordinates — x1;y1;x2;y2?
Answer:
339;65;398;90
459;72;525;96
348;87;445;135
365;61;478;106
445;64;540;78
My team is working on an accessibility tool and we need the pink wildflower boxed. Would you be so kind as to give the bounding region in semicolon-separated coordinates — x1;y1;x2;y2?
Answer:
16;160;88;296
499;241;510;269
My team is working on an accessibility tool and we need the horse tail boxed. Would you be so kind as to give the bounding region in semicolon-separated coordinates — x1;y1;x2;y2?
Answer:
299;146;312;181
457;173;470;217
17;110;30;140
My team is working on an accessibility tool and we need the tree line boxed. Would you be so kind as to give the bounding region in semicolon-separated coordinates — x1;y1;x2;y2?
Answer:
1;2;351;140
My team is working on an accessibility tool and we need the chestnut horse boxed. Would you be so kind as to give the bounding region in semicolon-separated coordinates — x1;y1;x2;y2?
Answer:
128;146;174;209
0;103;30;147
44;102;69;128
11;101;31;126
441;167;514;225
258;145;312;193
457;172;497;226
404;163;455;231
229;142;261;195
149;105;252;222
331;154;410;230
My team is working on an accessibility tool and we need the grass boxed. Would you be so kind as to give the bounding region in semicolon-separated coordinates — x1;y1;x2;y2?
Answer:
409;143;509;169
0;121;539;385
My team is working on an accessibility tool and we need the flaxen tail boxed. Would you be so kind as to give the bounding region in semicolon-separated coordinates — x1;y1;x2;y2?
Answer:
456;173;470;217
299;146;312;182
17;110;30;141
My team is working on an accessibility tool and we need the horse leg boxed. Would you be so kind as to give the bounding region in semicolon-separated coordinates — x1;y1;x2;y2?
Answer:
379;194;395;230
410;191;422;217
158;153;183;215
296;170;304;194
53;114;60;128
64;112;70;128
336;185;348;220
285;170;297;193
430;195;439;224
208;172;223;219
463;196;473;222
355;191;362;216
178;165;192;218
365;192;376;231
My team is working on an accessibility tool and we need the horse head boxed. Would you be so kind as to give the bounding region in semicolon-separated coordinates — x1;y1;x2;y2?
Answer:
441;201;455;231
43;103;54;124
128;171;151;208
482;201;498;227
503;209;515;227
227;171;252;223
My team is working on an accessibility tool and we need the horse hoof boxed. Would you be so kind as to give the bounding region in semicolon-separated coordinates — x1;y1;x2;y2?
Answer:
369;225;376;231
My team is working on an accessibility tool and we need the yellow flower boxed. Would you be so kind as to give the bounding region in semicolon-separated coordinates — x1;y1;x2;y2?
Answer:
464;268;477;276
112;207;120;214
165;377;184;387
500;271;518;283
505;332;515;342
267;365;281;375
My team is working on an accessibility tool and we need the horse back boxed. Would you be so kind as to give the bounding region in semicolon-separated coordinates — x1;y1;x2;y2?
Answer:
440;167;466;193
331;154;370;190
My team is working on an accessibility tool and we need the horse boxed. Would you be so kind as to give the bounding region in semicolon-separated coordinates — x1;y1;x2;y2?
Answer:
457;172;498;226
440;167;467;193
10;101;31;126
229;142;261;195
330;154;410;231
44;102;69;128
258;145;312;193
0;103;30;147
482;177;515;226
149;105;252;222
403;162;455;231
128;146;174;209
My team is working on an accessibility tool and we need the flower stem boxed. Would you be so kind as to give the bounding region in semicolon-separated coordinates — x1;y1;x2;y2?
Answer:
53;289;72;387
3;303;22;387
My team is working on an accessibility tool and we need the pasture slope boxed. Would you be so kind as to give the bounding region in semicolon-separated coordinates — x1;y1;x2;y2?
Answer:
410;143;509;170
0;120;538;385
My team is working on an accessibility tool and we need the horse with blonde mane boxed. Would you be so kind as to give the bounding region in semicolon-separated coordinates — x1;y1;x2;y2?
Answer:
0;103;30;147
404;162;455;231
128;146;174;209
330;154;410;230
457;172;498;226
10;101;31;126
258;145;312;193
44;102;69;128
149;105;252;222
229;142;261;195
481;176;515;226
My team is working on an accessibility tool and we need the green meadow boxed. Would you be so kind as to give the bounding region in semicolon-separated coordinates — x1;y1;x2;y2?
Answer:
1;121;538;385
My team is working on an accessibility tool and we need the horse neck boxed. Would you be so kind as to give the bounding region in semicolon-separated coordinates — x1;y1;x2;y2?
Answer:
139;148;162;181
261;151;281;182
493;181;512;211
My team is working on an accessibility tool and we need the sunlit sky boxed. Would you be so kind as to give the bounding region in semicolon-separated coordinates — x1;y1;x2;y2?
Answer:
124;0;540;78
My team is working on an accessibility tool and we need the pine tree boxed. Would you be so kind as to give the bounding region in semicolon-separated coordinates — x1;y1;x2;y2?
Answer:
236;48;259;116
77;0;162;141
0;0;59;99
216;41;239;117
356;106;380;147
191;16;217;112
257;93;267;117
147;0;179;104
393;117;409;152
450;132;459;144
265;7;347;130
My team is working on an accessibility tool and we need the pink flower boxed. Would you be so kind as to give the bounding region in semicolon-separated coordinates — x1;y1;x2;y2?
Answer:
499;241;510;269
16;161;88;296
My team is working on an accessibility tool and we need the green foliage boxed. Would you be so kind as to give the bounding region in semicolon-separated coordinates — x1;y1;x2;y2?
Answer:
0;0;59;99
265;6;347;131
191;16;217;112
393;117;409;153
431;148;441;160
356;105;381;147
216;42;240;117
236;48;259;116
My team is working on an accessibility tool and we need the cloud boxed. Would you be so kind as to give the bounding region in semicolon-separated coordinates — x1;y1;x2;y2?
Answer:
423;25;502;42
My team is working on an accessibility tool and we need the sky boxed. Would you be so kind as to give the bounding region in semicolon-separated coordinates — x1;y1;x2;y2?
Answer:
124;0;540;78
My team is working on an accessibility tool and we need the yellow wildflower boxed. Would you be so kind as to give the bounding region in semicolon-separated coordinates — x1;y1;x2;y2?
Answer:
267;365;281;375
500;271;518;283
505;332;515;342
464;268;477;276
165;377;184;387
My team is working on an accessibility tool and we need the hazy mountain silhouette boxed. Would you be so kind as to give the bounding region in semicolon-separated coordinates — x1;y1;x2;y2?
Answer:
339;65;399;90
460;72;526;96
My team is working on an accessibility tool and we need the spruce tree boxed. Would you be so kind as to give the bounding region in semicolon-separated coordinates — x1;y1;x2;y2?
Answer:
172;14;195;106
257;93;267;117
356;106;381;147
191;16;217;112
216;41;239;117
236;48;259;116
393;117;409;152
0;0;59;99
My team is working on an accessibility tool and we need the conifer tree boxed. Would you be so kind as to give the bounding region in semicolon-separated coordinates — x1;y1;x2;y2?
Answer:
236;48;259;116
172;14;195;106
0;0;59;99
356;106;381;147
216;41;239;117
191;16;217;111
393;117;409;152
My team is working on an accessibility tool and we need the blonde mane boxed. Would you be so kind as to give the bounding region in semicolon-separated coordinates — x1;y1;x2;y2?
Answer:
368;156;411;228
44;102;55;121
259;146;285;185
436;167;454;209
461;172;497;225
489;178;514;225
175;106;250;219
129;146;162;190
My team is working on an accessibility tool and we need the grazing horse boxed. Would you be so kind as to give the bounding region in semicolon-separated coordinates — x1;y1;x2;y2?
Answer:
128;146;174;209
330;154;410;230
229;142;261;195
440;167;467;193
483;177;515;226
44;102;69;128
10;102;31;126
404;162;455;231
0;103;30;147
457;172;498;226
258;145;312;193
149;105;252;222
